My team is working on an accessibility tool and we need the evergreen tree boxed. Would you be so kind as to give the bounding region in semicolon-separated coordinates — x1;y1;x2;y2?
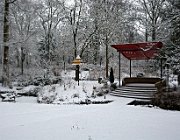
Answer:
159;0;180;72
109;67;114;84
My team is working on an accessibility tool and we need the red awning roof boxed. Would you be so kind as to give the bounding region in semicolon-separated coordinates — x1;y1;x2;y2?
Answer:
111;42;163;60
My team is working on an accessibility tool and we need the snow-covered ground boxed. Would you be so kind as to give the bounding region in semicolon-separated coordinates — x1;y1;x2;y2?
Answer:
1;95;180;140
1;77;180;140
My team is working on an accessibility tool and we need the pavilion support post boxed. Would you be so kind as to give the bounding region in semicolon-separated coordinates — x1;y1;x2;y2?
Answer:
130;59;132;77
119;53;121;87
160;58;163;78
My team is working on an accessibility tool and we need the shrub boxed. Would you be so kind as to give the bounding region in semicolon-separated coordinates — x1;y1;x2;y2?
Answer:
109;67;114;84
152;92;180;111
110;83;117;91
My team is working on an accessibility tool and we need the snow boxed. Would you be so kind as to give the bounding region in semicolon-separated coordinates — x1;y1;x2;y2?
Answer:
0;98;180;140
37;79;109;104
1;80;180;140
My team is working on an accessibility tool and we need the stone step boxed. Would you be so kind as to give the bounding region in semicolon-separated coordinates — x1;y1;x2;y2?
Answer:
110;92;153;100
115;88;157;93
111;90;156;94
111;91;154;96
117;86;157;90
110;85;156;100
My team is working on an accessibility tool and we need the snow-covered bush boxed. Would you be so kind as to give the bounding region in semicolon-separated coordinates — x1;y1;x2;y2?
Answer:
34;77;112;105
17;86;41;97
92;82;109;97
15;76;61;87
82;82;87;93
72;93;79;98
61;71;75;90
37;86;57;104
0;91;16;102
110;83;117;91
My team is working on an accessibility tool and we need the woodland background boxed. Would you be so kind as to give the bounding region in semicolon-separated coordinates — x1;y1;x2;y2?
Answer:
0;0;179;86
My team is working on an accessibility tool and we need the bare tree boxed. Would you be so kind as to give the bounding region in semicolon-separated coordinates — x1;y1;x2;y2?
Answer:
139;0;165;41
63;0;98;59
68;0;82;58
36;0;65;66
11;0;38;74
97;0;127;78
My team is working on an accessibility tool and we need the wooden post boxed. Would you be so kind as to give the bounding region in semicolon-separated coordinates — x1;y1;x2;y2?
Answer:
72;55;81;86
160;58;163;78
119;53;121;87
130;59;132;77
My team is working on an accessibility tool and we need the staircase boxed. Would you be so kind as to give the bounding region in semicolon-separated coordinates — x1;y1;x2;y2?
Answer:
110;85;157;100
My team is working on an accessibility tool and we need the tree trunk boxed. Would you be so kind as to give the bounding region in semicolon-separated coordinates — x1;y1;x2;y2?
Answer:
105;34;108;78
21;47;25;75
16;48;20;67
152;25;156;41
2;0;10;87
73;33;77;58
145;14;148;42
145;28;148;42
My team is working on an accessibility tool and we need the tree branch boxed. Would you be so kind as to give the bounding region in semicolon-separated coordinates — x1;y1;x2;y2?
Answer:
8;0;17;4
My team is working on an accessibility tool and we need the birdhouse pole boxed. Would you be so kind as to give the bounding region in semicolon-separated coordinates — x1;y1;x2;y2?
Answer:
72;55;81;86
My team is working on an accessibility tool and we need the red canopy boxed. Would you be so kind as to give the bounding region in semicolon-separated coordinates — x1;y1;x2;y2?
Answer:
111;42;163;60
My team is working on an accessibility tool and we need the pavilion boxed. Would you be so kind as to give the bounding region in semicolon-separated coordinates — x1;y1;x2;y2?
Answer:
111;42;164;87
